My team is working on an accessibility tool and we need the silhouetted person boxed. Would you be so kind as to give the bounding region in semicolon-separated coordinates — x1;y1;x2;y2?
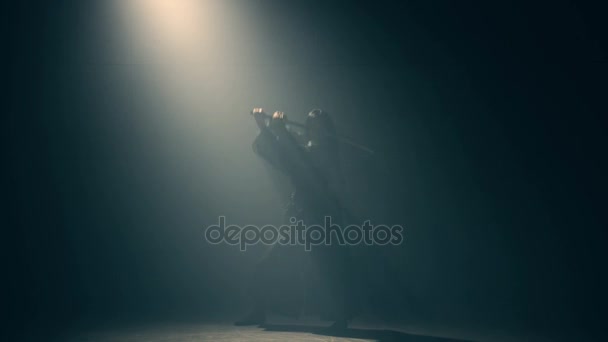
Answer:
236;108;353;329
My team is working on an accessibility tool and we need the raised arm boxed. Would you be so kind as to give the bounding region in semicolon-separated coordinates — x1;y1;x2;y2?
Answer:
251;109;305;174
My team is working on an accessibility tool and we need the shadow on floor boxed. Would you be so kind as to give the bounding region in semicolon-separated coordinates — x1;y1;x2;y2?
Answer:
260;323;475;342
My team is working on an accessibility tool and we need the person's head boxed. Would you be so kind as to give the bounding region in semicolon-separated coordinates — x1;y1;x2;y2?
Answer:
306;109;336;145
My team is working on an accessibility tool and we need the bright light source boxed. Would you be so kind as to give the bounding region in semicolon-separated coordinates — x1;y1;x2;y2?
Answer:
135;0;203;50
110;0;260;142
118;0;232;63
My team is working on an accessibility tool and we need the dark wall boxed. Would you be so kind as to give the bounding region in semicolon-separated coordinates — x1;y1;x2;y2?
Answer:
6;0;606;338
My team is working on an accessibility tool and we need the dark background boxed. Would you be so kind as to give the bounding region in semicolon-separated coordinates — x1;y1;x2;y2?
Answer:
6;1;607;340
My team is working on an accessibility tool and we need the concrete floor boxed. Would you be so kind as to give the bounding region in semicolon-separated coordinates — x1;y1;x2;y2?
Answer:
58;316;555;342
63;324;465;342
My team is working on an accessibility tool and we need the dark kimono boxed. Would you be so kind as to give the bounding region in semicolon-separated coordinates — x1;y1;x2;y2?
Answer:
250;122;352;320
